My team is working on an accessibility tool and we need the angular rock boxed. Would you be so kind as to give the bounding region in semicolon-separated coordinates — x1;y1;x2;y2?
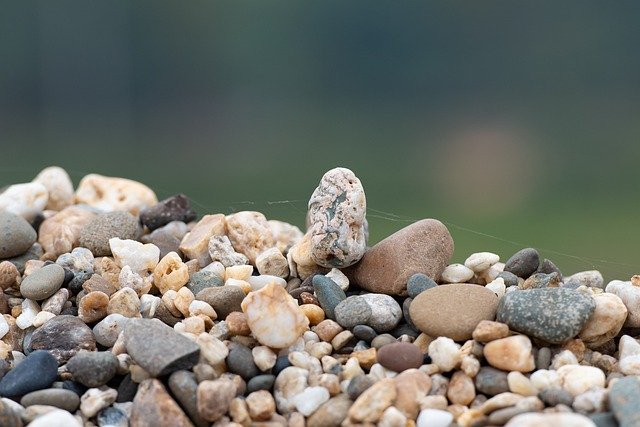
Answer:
109;238;160;275
255;247;289;278
196;285;245;319
28;315;96;363
268;220;303;254
38;206;96;260
207;235;249;267
153;252;189;294
226;211;275;265
179;214;226;267
168;371;208;427
75;174;157;215
0;350;58;397
139;194;196;231
131;379;194;427
0;211;37;259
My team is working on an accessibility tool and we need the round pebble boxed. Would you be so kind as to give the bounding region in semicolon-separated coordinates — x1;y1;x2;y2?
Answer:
247;374;276;394
66;351;118;387
0;350;58;397
353;324;377;342
20;264;65;301
503;248;540;279
20;388;80;412
226;343;259;381
79;211;141;257
407;273;437;298
359;293;402;332
0;211;37;258
377;342;423;372
312;275;346;320
334;296;372;330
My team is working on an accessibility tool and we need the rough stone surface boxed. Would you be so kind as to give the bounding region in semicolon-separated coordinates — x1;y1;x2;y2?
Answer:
226;211;275;265
79;211;141;257
130;379;194;427
139;194;196;231
503;248;540;278
179;214;226;267
307;167;367;268
0;182;48;221
348;377;396;423
347;219;453;296
67;351;118;387
579;292;627;348
196;285;245;319
497;287;596;344
0;350;58;397
609;376;640;427
153;252;189;294
28;315;97;363
359;293;402;332
255;247;289;278
410;283;498;341
406;273;437;297
0;211;37;258
109;238;160;275
38;206;96;260
197;378;236;422
168;371;208;427
207;235;249;268
334;296;372;330
75;174;157;215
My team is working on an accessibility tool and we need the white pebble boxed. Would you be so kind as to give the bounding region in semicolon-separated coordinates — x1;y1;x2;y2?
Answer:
247;275;287;291
416;408;454;427
109;238;160;275
486;277;506;298
325;268;350;291
557;365;605;396
16;299;40;330
32;310;56;328
27;409;81;427
464;252;500;273
188;300;217;319
618;335;640;375
0;182;48;221
0;316;9;339
428;337;461;372
441;263;474;283
529;369;560;391
291;386;330;416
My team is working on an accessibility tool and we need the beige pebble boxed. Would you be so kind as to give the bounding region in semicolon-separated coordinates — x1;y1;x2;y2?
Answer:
0;262;20;290
313;319;343;342
38;206;96;260
173;287;194;318
197;333;228;366
472;320;509;343
428;337;461;372
179;214;226;267
287;232;325;280
246;390;276;421
268;220;303;254
109;238;159;275
447;371;476;406
441;263;475;283
394;369;432;419
578;292;627;348
153;252;189;294
33;166;74;211
225;278;252;294
226;211;276;265
300;304;325;326
0;182;48;221
161;290;182;318
325;268;349;291
78;291;110;323
226;311;251;336
348;378;396;423
107;287;141;318
557;364;605;396
32;310;56;328
208;235;249;268
483;335;535;373
225;265;253;281
507;371;538;396
188;300;217;319
464;252;500;273
505;412;597;427
252;346;277;372
197;378;237;422
75;174;157;215
229;398;251;426
181;316;205;335
256;248;289;279
331;330;354;351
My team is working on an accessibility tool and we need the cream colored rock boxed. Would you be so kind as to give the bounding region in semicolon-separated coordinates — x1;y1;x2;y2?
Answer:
119;265;152;296
173;287;195;317
379;406;407;427
33;166;74;211
479;392;524;415
618;334;640;375
447;371;476;406
109;238;160;275
0;261;20;290
208;235;249;267
348;378;396;423
107;287;141;318
578;292;627;348
557;365;605;396
273;367;309;414
226;211;275;265
441;264;474;283
268;220;303;254
38;206;97;260
75;174;157;215
505;412;596;427
428;337;461;372
485;277;506;298
197;332;228;365
247;275;287;291
325;268;349;291
188;300;217;319
483;335;535;373
0;182;48;221
16;299;40;329
153;252;189;294
287;231;325;280
464;252;500;273
529;369;560;391
225;265;253;281
605;279;640;327
393;369;432;419
252;346;277;371
241;282;309;348
256;247;289;278
179;214;226;267
507;371;537;396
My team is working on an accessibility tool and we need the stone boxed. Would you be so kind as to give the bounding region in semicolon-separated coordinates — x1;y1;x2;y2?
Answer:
168;371;208;427
610;376;640;427
291;386;329;416
109;238;160;275
307;167;367;268
79;212;141;257
334;296;372;329
605;280;640;327
347;374;375;400
579;292;627;348
416;409;454;427
153;252;189;294
20;388;80;412
28;315;96;363
619;335;640;375
93;314;128;347
16;298;40;329
521;272;560;289
287;231;324;280
97;407;128;427
273;366;308;414
268;220;304;254
464;252;500;273
78;291;110;323
226;343;259;380
312;275;345;320
38;206;96;260
27;409;82;427
0;261;20;290
80;387;117;418
0;350;57;397
352;324;376;342
0;399;22;427
377;342;423;372
475;367;510;396
503;248;540;278
247;374;276;393
497;271;519;287
393;369;431;418
255;247;289;278
124;318;200;376
252;346;277;372
407;273;437;297
360;293;402;332
179;214;226;267
483;335;535;372
507;371;537;396
75;174;157;215
145;230;182;261
207;235;249;267
107;287;141;318
447;371;476;406
20;264;65;301
380;406;407;427
589;412;619;427
246;390;276;420
348;377;396;423
196;285;245;319
67;351;118;388
566;270;604;289
83;274;117;296
139;194;196;231
472;320;510;343
428;337;461;372
41;288;69;315
497;287;596;344
539;388;574;406
505;412;596;427
410;283;499;341
197;378;236;422
0;211;37;258
486;277;507;297
324;268;349;291
241;282;309;348
347;219;453;296
307;394;352;427
131;379;193;427
0;182;48;221
226;211;275;265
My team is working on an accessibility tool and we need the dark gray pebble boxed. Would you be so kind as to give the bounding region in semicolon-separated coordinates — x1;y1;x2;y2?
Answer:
168;370;208;427
66;351;118;387
352;325;377;342
0;211;37;259
347;374;375;400
226;343;259;381
271;356;291;377
20;264;65;301
474;367;509;396
539;388;574;407
589;412;619;427
140;194;196;231
407;273;436;298
497;271;519;287
79;211;141;257
504;247;540;278
0;350;58;397
313;275;346;320
247;374;276;394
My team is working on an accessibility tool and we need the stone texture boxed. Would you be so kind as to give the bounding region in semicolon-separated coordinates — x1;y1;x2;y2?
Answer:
75;174;157;215
410;283;498;341
153;251;189;294
241;282;309;348
619;335;640;375
38;206;96;260
348;377;396;423
268;220;303;254
207;235;249;267
79;211;141;257
307;167;367;268
196;285;245;319
28;315;96;363
483;335;535;372
288;231;325;280
307;394;352;427
505;412;596;427
130;379;194;427
475;367;509;396
393;369;431;419
93;313;128;347
109;238;160;275
579;292;627;348
557;364;605;396
0;350;58;397
347;219;453;296
472;320;510;343
428;337;461;372
20;388;79;412
246;390;277;420
447;371;476;406
32;166;73;211
609;376;640;427
140;194;196;231
0;261;20;290
179;214;226;267
334;296;372;330
464;252;500;273
503;248;540;278
78;291;110;323
197;378;236;422
605;280;640;327
67;351;118;387
226;211;275;265
359;293;402;332
497;287;596;344
255;247;289;278
0;182;48;221
20;264;65;301
377;342;423;372
168;371;208;427
0;211;37;258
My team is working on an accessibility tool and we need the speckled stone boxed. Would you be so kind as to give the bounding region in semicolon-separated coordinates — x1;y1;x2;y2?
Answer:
353;325;377;342
497;287;596;344
140;194;196;231
406;273;437;298
0;211;37;258
334;296;372;330
0;350;58;397
503;248;540;279
377;342;423;372
20;264;65;300
186;270;223;295
610;376;640;427
359;293;402;332
79;211;141;257
313;275;346;320
28;315;97;363
410;284;498;341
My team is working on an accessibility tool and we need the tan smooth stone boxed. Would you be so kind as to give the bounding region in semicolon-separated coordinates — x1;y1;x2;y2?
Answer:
179;214;226;267
75;174;157;215
578;292;627;349
348;378;397;423
483;335;535;373
226;211;275;265
472;320;510;343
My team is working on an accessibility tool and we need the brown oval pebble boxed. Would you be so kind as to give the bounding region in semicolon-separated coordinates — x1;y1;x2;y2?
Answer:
409;283;498;341
377;342;423;372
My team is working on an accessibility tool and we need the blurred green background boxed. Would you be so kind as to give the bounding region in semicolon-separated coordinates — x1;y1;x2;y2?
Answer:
1;1;639;280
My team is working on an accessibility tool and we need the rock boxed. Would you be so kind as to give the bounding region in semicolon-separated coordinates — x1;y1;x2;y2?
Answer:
124;318;200;376
475;367;509;396
307;167;367;268
0;261;20;290
27;409;81;427
197;378;236;422
16;298;40;329
28;315;96;363
428;337;461;372
79;211;141;257
6;243;43;274
410;283;498;341
287;231;324;280
520;272;560;289
42;288;69;315
348;377;396;423
153;252;189;294
507;371;537;396
145;229;182;260
247;374;276;393
610;376;640;427
131;379;193;427
139;194;196;231
107;287;141;318
226;211;275;265
555;364;605;396
38;206;96;260
334;296;372;330
291;386;329;417
196;286;245;319
497;287;596;344
352;324;376;342
168;371;208;427
0;211;37;258
0;182;48;221
566;270;604;289
20;388;80;412
539;388;574;406
347;219;453;296
578;292;627;348
377;342;423;372
75;174;157;215
472;320;510;343
589;412;619;427
393;369;431;419
93;314;128;347
80;387;117;418
347;375;375;400
246;389;277;420
359;293;402;332
503;248;540;278
83;274;117;296
96;407;128;427
241;282;309;348
497;271;519;287
273;366;308;414
483;335;535;372
207;235;249;268
505;412;596;427
78;291;109;323
447;370;476;406
307;394;351;427
179;214;226;267
255;247;289;278
406;273;437;297
0;350;57;397
20;264;65;301
226;343;259;380
616;335;640;375
416;409;454;427
67;351;118;387
464;252;500;273
605;280;640;327
56;247;93;275
109;238;159;275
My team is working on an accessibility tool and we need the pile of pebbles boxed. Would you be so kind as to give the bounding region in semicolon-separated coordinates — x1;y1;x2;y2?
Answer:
0;166;638;427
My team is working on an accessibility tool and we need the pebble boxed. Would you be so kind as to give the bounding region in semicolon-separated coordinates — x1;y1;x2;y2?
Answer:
247;374;276;393
325;268;349;291
153;252;189;294
208;235;249;267
410;283;498;341
226;211;275;265
0;350;58;397
179;214;226;266
196;284;245;319
334;296;372;329
21;263;65;301
464;252;500;273
32;166;74;211
605;279;640;327
416;408;454;427
20;388;80;412
97;406;129;427
497;271;519;287
539;388;574;406
226;343;259;380
505;412;596;427
197;378;236;422
475;367;510;396
359;293;402;332
352;324;377;342
348;219;453;296
578;292;627;348
503;247;540;278
107;287;141;318
507;371;537;396
168;370;208;427
556;364;605;396
307;394;351;427
27;409;82;427
440;263;474;283
497;287;596;344
619;335;640;375
124;318;200;376
131;379;192;426
93;314;128;347
75;174;157;215
609;376;640;427
0;182;48;221
79;212;141;257
291;386;330;416
377;342;423;372
67;351;118;387
484;335;535;372
348;377;396;423
472;319;509;343
28;315;96;363
428;337;461;372
0;211;37;258
307;167;367;268
447;370;476;405
312;275;346;320
256;247;289;278
566;270;604;289
241;282;309;348
0;261;20;290
139;194;196;231
109;238;160;275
